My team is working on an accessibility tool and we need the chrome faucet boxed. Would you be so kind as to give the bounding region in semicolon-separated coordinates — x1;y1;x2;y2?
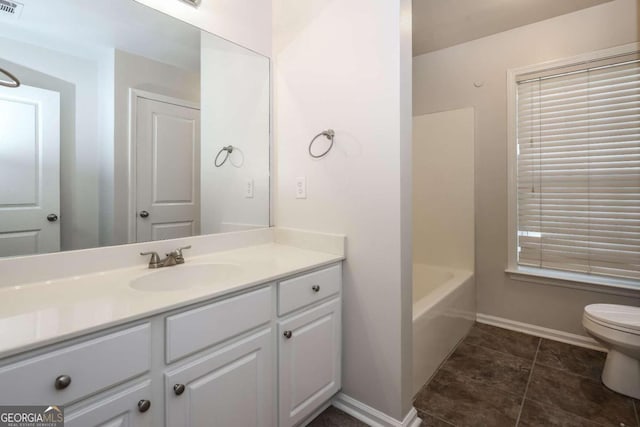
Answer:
140;245;191;269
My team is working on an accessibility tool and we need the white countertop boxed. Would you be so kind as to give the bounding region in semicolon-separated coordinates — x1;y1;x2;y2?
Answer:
0;243;343;359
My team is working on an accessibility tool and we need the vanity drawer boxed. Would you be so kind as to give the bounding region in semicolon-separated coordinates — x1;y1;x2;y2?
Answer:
0;324;150;406
278;264;342;316
165;286;271;363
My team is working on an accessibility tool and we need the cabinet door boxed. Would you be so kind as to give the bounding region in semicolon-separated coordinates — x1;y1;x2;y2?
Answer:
279;298;341;427
165;329;274;427
64;381;152;427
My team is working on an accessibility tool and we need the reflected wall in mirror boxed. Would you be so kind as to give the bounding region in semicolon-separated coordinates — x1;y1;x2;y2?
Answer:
0;0;270;258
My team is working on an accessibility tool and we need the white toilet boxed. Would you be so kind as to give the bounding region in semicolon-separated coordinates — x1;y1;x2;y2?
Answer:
583;304;640;399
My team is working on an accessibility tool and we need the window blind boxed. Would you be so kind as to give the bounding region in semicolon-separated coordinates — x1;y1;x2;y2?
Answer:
516;56;640;281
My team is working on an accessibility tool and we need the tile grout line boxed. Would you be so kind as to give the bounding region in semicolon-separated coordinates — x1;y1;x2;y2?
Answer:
523;396;610;427
464;339;538;364
533;361;606;383
419;409;457;427
515;338;541;426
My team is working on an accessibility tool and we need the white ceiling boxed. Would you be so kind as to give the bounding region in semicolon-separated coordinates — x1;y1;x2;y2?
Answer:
0;0;201;71
413;0;615;56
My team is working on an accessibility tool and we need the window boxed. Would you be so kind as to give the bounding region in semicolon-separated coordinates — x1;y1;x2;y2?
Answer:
508;46;640;286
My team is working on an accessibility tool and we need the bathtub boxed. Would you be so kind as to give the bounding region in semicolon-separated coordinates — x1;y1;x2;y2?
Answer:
412;264;476;395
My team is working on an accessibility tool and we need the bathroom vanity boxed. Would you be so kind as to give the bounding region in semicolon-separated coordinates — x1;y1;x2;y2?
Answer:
0;239;343;427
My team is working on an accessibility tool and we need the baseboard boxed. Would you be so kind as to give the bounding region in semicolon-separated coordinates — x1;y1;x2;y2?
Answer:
332;393;422;427
476;313;606;352
300;400;333;426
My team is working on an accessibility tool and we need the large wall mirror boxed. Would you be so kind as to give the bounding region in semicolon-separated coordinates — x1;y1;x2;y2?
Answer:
0;0;270;258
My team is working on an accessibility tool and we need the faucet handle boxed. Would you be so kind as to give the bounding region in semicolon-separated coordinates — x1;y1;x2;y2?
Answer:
168;245;191;264
174;245;191;256
140;251;161;265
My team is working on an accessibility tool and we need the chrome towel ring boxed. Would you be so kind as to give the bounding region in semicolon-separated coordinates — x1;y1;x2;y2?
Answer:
215;145;234;167
0;67;20;88
309;129;335;158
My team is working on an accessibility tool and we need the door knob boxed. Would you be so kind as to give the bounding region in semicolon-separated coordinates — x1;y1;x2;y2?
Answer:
47;214;58;222
137;400;151;413
139;210;150;218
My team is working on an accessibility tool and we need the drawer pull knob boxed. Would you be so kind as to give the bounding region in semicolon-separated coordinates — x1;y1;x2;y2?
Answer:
174;384;186;396
54;375;71;390
283;330;293;339
138;400;151;413
312;285;320;292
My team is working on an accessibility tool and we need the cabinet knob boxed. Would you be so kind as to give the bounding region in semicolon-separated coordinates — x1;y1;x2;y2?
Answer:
137;400;151;413
312;285;320;292
173;384;186;396
283;330;293;339
54;375;71;390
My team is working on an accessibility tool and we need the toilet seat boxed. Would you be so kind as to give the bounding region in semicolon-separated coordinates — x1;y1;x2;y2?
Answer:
584;304;640;336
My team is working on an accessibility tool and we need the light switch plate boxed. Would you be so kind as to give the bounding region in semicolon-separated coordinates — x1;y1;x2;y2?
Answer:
245;179;254;198
295;177;307;199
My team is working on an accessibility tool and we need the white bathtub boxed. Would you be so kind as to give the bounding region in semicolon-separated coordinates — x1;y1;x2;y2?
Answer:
412;264;476;395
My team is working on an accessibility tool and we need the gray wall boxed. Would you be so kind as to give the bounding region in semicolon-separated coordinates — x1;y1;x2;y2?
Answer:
200;32;270;234
112;50;200;245
413;0;640;336
274;0;414;420
0;38;101;251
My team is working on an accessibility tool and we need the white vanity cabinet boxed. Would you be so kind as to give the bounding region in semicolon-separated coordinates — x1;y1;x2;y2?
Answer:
277;265;342;427
165;329;273;427
165;287;272;363
64;381;153;427
0;324;151;406
0;262;342;427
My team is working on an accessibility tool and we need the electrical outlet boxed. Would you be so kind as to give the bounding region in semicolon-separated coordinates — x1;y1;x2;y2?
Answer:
245;179;254;198
295;177;307;199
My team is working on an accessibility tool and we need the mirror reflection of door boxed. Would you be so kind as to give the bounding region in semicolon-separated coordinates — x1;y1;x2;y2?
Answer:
134;92;201;243
0;85;60;256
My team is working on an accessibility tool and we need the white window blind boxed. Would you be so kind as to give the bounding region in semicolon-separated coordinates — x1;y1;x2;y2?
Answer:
516;55;640;281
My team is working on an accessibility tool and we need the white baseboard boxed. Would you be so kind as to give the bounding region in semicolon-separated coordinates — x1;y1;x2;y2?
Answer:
301;400;333;426
332;393;422;427
476;313;606;352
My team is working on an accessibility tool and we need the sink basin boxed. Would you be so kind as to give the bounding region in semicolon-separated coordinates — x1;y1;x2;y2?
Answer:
130;264;242;292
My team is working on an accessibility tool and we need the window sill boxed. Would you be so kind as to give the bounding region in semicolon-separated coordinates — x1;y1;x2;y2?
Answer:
505;266;640;297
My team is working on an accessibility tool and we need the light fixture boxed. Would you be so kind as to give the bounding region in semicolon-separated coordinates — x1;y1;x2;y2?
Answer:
179;0;201;6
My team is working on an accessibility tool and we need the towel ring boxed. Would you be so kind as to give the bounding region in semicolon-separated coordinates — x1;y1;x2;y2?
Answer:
0;67;20;88
215;145;234;167
309;129;335;158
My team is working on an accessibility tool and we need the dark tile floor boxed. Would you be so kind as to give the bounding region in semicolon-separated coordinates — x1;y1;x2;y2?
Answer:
307;406;368;427
415;323;639;427
310;323;640;427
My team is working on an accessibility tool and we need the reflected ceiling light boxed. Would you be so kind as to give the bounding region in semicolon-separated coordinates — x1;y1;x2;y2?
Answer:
179;0;201;6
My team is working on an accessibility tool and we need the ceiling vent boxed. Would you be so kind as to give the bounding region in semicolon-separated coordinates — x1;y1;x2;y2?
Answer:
0;0;23;19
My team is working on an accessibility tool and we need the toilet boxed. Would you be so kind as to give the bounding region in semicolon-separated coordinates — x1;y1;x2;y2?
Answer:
583;304;640;399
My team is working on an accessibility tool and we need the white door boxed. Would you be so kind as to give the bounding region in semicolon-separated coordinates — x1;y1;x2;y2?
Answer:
165;329;274;427
0;85;60;257
135;95;200;242
278;299;341;427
